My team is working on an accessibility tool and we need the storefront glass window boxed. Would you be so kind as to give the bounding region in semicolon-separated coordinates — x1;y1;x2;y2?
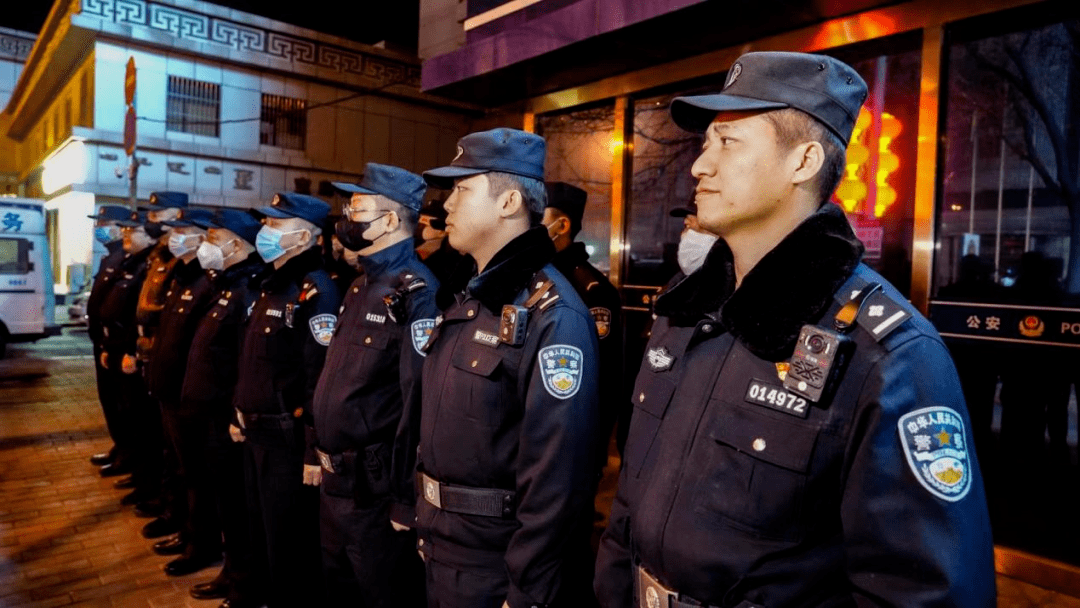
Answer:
931;10;1080;566
535;104;615;273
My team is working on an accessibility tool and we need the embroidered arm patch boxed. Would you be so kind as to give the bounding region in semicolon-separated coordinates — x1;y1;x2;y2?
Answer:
590;307;612;339
309;314;337;347
897;406;972;502
538;345;583;400
411;319;436;356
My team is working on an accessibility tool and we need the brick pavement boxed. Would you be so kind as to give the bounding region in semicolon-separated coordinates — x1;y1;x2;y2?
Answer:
0;335;1078;607
0;355;220;608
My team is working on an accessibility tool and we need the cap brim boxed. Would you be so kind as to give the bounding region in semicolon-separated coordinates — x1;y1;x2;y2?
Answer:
162;219;194;227
256;206;295;219
116;220;141;227
332;181;379;195
670;94;788;133
422;166;487;189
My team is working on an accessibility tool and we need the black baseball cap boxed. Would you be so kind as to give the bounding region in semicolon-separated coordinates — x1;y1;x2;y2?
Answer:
670;51;868;145
669;201;698;218
210;208;263;245
163;208;215;228
423;128;546;189
258;192;331;225
88;205;131;222
147;191;189;210
333;163;427;211
545;182;587;236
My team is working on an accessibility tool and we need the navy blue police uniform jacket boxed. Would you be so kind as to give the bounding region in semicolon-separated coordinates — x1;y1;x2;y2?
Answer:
98;246;154;368
311;238;439;516
145;259;217;407
233;248;340;460
410;227;600;608
181;255;266;423
87;240;128;348
595;204;996;608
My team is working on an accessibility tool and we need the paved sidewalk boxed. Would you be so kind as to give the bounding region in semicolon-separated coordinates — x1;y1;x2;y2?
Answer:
0;354;219;607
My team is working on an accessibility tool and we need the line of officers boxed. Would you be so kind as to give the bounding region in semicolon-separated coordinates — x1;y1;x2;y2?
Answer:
84;51;996;608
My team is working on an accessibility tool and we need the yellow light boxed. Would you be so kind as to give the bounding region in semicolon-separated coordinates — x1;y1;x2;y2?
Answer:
609;135;624;155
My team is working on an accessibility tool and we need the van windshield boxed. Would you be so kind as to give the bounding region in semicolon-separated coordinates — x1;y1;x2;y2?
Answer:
0;238;31;274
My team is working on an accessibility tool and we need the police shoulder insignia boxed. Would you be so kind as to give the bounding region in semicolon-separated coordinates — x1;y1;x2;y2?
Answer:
411;318;436;356
646;346;674;372
590;307;611;339
897;406;972;502
538;345;583;400
309;314;337;346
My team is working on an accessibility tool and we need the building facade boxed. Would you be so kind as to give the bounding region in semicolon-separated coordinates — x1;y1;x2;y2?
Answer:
417;0;1080;594
4;0;478;292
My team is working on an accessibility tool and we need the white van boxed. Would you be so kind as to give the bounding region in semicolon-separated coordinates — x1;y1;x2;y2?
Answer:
0;199;57;356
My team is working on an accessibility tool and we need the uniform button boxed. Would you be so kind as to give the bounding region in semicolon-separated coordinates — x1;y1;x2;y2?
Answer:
466;309;475;318
364;336;372;344
264;327;271;334
471;360;478;368
166;291;172;296
752;438;766;452
353;287;359;293
418;539;424;547
798;380;808;392
638;392;645;403
212;312;218;318
178;307;184;313
702;324;713;333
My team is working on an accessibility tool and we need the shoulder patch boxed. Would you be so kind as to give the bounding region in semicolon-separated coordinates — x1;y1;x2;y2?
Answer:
646;346;675;372
857;290;911;341
309;313;337;346
538;345;584;400
411;319;436;356
590;307;611;339
898;406;972;502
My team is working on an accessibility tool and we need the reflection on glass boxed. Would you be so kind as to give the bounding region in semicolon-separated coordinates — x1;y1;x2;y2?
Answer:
933;12;1080;567
535;105;615;273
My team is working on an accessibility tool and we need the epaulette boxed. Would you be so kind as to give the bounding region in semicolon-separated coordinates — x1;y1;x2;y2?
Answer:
528;271;561;313
384;271;429;324
840;277;912;343
298;279;318;303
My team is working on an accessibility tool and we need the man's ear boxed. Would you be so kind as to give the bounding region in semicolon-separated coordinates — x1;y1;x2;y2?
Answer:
790;140;825;187
386;209;401;232
497;188;525;219
552;215;571;238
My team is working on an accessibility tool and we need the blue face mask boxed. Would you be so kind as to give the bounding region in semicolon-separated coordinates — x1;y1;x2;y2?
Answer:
94;225;121;245
256;225;302;263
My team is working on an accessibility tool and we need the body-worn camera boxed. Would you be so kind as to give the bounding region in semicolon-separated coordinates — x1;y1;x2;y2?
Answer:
784;325;853;403
500;305;528;345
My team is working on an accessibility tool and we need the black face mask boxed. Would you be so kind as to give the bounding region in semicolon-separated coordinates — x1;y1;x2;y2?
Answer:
144;222;167;239
335;214;388;252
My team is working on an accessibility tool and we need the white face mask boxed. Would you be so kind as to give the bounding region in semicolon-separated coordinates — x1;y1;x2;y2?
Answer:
168;232;204;258
677;229;719;275
196;240;226;271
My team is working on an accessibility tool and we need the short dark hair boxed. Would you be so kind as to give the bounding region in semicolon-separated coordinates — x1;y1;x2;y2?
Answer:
486;172;547;226
762;108;846;205
376;195;419;230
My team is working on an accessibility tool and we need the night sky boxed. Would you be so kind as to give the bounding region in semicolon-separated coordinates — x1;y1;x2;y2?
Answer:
2;0;419;52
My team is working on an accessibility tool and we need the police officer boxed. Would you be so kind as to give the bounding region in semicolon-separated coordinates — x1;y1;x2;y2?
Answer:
130;191;189;536
416;197;465;287
87;205;138;473
182;209;268;608
311;163;436;606
407;128;600;608
143;208;224;576
98;212;160;504
233;192;340;608
594;52;995;607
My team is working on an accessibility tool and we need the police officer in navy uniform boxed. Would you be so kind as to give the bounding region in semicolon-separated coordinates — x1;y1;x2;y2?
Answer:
87;205;139;472
143;208;226;575
181;209;268;608
233;192;340;608
595;52;995;608
404;128;600;608
99;212;161;503
311;163;437;606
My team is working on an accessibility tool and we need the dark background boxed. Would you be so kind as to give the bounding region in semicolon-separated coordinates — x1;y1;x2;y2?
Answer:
2;0;421;53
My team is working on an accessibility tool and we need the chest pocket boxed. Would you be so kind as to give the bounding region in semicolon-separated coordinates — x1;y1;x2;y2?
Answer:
448;342;505;427
693;402;819;542
624;372;677;478
351;326;396;378
256;310;293;361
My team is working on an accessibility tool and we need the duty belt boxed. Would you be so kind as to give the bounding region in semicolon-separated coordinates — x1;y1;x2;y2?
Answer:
315;448;355;475
419;472;516;518
235;408;298;430
636;566;750;608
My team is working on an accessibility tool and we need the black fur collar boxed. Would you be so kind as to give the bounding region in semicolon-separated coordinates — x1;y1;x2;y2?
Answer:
443;227;555;314
261;247;324;291
654;204;864;361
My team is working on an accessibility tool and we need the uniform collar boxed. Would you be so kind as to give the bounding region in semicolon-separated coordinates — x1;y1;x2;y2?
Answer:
359;238;417;278
261;247;323;291
441;227;554;314
552;241;589;272
212;253;264;288
655;203;864;361
105;240;124;255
